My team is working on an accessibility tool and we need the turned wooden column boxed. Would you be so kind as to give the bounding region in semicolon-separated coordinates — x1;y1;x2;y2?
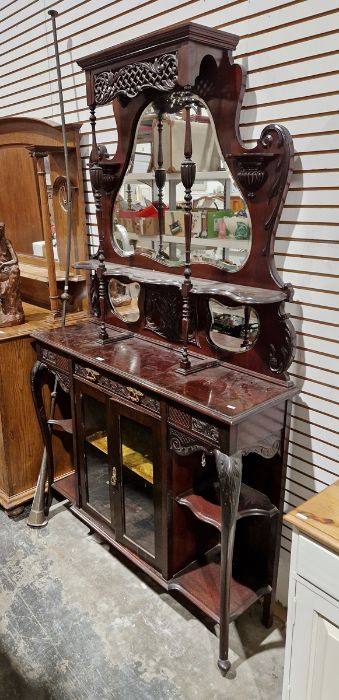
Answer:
155;109;166;260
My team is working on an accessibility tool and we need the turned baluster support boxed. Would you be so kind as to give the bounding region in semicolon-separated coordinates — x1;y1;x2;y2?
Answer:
176;89;219;375
179;87;195;372
155;109;167;259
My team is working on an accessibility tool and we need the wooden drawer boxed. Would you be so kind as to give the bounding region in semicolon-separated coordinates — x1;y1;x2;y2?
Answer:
74;362;161;415
40;347;70;374
297;534;339;602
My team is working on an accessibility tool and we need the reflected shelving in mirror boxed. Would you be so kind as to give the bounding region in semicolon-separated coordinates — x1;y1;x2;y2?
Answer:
209;300;259;353
108;280;140;323
111;98;252;272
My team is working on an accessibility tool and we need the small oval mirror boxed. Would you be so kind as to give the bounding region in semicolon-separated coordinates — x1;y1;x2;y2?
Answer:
209;299;259;353
108;280;140;323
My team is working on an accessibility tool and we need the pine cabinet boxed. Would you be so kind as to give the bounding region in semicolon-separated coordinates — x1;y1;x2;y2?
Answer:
283;482;339;700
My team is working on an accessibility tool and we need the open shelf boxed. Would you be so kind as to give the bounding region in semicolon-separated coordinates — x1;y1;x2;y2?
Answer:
177;482;277;532
48;418;73;434
52;471;76;503
177;493;221;531
169;548;270;623
74;260;287;304
124;170;230;183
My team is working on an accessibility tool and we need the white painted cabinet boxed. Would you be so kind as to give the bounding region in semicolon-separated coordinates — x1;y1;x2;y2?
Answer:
283;531;339;700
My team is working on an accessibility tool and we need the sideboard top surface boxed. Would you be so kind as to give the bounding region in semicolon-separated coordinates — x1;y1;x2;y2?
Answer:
32;322;297;425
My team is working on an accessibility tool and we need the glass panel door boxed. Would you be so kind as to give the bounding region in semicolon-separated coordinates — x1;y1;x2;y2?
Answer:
109;399;162;567
80;390;112;525
120;415;155;556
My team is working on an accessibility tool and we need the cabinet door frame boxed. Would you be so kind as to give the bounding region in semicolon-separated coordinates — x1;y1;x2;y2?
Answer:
75;379;114;528
108;396;163;570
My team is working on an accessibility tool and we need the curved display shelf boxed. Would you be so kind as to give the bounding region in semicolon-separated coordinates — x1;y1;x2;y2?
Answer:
74;260;287;304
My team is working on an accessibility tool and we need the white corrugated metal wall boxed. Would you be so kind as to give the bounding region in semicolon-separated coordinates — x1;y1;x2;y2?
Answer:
1;0;338;603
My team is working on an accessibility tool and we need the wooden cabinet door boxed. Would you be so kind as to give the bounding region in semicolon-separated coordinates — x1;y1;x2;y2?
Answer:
108;398;163;570
289;581;339;700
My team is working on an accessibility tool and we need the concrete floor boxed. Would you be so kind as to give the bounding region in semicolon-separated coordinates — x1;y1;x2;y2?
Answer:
0;502;285;699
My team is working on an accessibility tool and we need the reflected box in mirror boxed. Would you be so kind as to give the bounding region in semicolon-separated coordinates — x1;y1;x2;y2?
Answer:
192;211;202;236
207;210;237;238
139;217;158;237
116;215;138;234
165;210;185;236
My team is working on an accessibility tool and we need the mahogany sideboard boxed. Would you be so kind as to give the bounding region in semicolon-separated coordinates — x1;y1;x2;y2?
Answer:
30;22;299;675
31;321;297;673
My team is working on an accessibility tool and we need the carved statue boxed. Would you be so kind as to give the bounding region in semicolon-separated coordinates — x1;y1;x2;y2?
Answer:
0;222;25;327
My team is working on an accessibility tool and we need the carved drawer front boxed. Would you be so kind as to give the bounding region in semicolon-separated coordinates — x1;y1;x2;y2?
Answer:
39;347;71;393
168;405;220;448
41;347;69;373
74;363;161;415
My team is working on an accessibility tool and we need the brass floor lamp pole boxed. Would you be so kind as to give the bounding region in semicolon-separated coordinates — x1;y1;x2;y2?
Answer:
28;9;74;527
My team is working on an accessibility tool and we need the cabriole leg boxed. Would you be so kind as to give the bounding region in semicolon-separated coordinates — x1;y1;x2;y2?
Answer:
27;361;55;528
214;449;242;675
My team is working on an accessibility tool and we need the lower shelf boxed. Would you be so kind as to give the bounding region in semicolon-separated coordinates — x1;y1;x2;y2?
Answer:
169;549;270;624
53;475;270;626
52;472;76;503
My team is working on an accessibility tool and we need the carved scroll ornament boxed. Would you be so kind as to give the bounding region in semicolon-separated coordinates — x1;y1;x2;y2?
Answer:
94;54;178;105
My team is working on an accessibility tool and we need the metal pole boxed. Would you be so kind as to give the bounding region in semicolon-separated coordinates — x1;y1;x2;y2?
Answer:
48;9;73;323
28;9;74;527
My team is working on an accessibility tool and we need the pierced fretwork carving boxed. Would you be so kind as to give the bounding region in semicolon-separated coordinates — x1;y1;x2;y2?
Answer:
94;54;178;105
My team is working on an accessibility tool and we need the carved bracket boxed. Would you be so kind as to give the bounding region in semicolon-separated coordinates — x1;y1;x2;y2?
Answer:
94;54;178;105
269;306;295;374
229;153;275;199
242;433;281;459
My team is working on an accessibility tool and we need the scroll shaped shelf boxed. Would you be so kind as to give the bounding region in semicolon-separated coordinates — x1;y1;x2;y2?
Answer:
48;418;73;434
74;260;287;304
177;482;278;532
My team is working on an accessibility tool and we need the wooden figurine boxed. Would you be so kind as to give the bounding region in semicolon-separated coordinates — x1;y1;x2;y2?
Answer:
0;222;24;327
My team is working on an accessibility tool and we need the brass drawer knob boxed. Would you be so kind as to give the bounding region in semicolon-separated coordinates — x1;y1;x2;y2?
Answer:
126;386;143;403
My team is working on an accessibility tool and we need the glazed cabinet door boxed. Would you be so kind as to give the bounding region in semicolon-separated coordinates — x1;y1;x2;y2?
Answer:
108;398;162;569
76;381;114;528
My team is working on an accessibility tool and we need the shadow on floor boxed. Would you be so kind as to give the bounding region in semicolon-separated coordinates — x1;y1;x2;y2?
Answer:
0;647;55;700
